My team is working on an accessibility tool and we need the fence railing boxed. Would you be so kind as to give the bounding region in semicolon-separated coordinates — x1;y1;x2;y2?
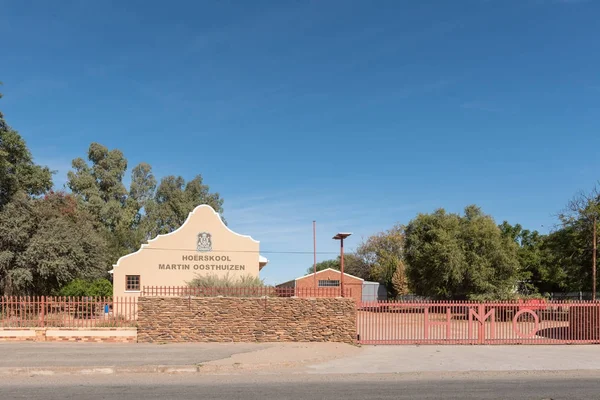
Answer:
141;286;353;298
0;297;137;328
357;300;600;345
549;292;600;301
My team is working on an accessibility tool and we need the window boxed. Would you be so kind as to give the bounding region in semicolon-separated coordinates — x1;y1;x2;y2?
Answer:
318;280;340;287
126;275;140;291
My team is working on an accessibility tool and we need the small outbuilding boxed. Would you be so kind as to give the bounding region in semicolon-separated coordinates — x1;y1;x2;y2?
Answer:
361;281;388;302
276;268;366;302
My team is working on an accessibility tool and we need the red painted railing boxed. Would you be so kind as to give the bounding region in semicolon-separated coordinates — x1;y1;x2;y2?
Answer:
357;300;600;345
0;297;137;328
142;286;353;298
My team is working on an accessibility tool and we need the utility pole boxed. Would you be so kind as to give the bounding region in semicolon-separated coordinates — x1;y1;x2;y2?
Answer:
594;216;597;301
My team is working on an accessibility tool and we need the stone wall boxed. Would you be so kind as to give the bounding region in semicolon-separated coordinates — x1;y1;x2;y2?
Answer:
137;297;357;344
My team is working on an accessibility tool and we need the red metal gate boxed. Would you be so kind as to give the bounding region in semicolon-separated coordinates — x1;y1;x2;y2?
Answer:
357;300;600;345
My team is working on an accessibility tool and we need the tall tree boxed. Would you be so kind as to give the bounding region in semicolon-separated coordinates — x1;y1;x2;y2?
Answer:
67;143;131;232
355;224;405;296
498;221;559;294
1;90;68;295
0;191;109;295
129;162;157;211
541;225;587;292
67;143;224;261
143;174;224;239
67;143;141;262
0;90;52;209
555;184;600;296
404;205;520;300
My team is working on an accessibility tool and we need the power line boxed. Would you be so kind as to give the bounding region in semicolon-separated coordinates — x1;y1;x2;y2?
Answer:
137;247;345;255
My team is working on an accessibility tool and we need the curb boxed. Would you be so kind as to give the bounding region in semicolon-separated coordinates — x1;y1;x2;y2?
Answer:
0;361;309;376
0;365;206;376
4;365;600;377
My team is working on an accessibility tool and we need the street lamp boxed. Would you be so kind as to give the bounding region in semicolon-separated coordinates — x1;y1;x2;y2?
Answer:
333;232;352;297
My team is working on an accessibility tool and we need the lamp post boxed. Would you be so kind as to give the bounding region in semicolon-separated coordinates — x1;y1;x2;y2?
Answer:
333;232;352;297
313;221;317;291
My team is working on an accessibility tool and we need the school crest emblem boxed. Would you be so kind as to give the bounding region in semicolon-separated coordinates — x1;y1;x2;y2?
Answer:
197;232;212;252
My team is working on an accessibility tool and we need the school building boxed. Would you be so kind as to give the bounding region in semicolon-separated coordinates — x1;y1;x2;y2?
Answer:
109;205;269;297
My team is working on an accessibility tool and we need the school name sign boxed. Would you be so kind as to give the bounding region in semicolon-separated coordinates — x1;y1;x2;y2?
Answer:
158;255;246;271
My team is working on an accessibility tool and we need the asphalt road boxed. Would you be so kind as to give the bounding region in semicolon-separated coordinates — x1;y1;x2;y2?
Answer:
1;373;599;400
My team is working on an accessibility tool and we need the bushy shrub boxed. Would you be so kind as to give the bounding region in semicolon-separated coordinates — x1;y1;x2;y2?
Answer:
186;273;266;297
187;273;265;288
88;279;113;297
59;278;113;297
58;279;89;297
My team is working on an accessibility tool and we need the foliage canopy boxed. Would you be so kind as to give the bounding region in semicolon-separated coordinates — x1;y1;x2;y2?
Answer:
404;205;520;300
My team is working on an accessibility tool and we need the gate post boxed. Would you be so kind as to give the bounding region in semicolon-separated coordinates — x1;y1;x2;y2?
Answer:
469;304;495;344
40;296;45;328
478;304;485;344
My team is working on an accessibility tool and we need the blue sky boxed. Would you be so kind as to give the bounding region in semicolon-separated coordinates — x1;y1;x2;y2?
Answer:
1;0;599;285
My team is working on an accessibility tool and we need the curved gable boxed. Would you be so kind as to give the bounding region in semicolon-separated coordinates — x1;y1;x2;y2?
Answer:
111;205;262;297
113;204;258;268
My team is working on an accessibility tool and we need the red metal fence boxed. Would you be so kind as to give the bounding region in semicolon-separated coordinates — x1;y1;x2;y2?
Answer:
10;295;600;345
142;286;353;298
0;297;137;328
357;300;600;345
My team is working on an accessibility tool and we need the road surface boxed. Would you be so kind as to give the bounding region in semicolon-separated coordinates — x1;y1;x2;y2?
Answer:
1;372;599;399
0;342;274;367
4;343;600;374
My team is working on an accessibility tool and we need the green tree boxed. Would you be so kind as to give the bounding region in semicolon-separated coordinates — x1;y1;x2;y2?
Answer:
355;224;405;296
541;226;586;292
0;90;52;209
67;142;132;231
404;205;520;300
557;184;600;296
1;92;105;296
0;191;109;295
67;143;224;262
498;221;558;294
143;174;224;239
129;162;157;211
